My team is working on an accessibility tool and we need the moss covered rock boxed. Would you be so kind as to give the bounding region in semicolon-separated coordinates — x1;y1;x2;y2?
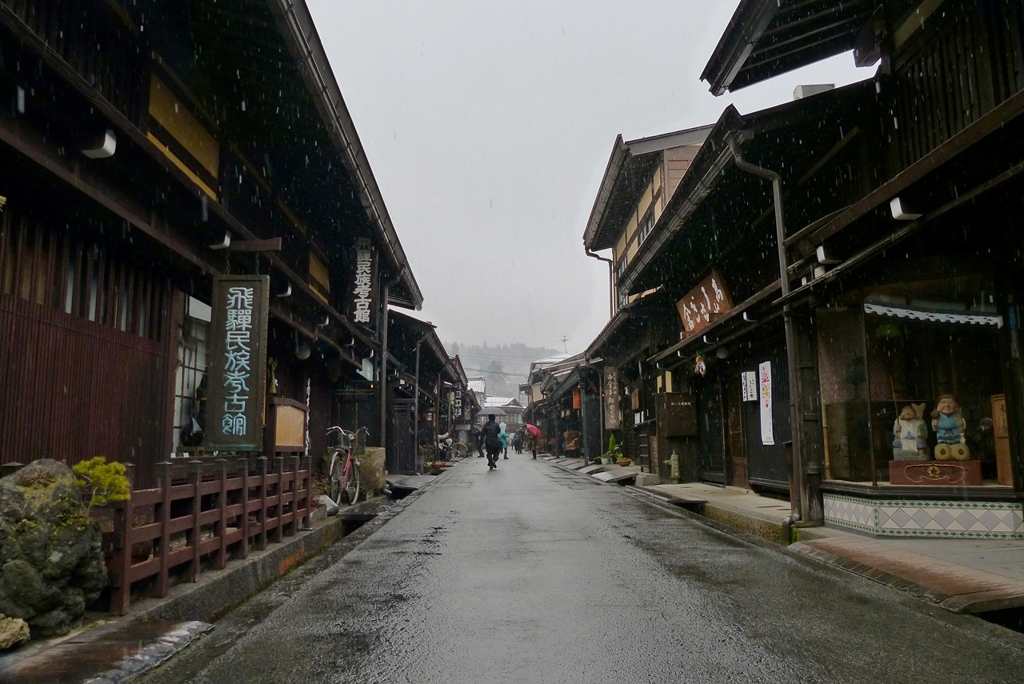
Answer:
0;460;106;638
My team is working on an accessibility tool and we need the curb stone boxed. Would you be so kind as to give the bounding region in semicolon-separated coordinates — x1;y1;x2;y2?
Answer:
0;464;450;684
81;622;212;684
541;458;1005;616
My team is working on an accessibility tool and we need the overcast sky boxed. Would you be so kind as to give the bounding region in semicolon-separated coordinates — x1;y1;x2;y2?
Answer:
307;0;876;353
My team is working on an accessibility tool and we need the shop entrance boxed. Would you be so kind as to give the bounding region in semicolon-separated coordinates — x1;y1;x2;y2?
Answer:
725;373;748;489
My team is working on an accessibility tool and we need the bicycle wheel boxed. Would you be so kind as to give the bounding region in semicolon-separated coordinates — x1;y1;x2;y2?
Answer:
329;454;344;503
450;442;468;459
340;459;361;504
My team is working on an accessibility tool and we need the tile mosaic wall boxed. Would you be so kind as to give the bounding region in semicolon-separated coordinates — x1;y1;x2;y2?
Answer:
823;494;1024;539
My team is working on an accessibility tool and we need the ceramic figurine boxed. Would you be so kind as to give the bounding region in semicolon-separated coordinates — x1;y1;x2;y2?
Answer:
932;394;970;461
892;403;928;461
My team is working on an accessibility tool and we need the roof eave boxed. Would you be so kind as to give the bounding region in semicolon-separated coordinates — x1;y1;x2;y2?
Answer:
583;135;630;251
267;0;424;310
701;0;780;95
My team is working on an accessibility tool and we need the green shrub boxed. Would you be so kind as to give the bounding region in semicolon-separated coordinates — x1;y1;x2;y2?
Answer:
72;457;131;510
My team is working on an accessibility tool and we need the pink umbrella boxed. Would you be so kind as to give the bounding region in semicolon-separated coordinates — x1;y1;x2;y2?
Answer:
525;423;543;439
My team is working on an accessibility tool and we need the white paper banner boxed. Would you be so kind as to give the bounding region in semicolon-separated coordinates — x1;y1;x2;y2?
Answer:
759;361;774;445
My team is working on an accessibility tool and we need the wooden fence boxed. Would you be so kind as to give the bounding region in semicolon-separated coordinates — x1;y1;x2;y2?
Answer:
103;455;312;615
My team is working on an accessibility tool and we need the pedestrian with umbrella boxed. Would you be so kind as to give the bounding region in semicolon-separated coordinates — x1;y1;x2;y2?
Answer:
481;414;502;469
525;423;543;459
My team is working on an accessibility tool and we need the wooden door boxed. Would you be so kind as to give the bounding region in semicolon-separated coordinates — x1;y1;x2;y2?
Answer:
725;374;748;489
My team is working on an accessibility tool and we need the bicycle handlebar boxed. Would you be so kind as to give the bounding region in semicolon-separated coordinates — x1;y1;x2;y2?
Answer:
327;426;372;443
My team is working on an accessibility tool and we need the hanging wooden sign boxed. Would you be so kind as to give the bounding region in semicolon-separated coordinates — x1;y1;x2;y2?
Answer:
603;367;621;430
205;275;270;451
676;270;733;336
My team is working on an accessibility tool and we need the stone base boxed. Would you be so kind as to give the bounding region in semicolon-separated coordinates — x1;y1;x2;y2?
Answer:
824;493;1024;538
888;459;982;487
633;472;662;487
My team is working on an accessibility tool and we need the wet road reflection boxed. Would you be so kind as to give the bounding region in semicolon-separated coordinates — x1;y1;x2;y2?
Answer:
142;457;1024;683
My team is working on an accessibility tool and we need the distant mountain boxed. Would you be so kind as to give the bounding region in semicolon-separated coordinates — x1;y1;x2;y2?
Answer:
445;342;559;397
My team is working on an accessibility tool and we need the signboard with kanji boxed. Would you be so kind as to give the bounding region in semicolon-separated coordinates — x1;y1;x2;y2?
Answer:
675;270;733;336
351;237;377;329
603;367;621;429
205;275;270;451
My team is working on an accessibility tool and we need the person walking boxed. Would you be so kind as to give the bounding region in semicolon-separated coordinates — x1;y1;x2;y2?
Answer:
480;414;502;470
512;431;523;454
473;427;484;458
499;429;509;459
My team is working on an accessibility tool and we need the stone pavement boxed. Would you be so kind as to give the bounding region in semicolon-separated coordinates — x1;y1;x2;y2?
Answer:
541;456;1024;616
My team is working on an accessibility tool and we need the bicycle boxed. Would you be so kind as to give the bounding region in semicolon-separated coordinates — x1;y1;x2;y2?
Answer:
327;426;367;505
435;432;468;460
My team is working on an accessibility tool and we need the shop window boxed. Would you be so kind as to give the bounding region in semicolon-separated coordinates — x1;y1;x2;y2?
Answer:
173;296;211;451
818;275;1005;484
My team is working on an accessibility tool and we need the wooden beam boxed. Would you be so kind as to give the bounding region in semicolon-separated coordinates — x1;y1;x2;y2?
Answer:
0;5;378;350
801;87;1024;248
227;238;282;253
0;111;211;274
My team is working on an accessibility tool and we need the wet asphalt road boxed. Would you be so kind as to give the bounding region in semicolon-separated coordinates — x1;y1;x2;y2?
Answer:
142;456;1024;684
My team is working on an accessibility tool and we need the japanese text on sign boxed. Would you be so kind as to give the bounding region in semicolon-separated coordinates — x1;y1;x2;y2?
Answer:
676;270;733;336
221;286;253;437
352;238;373;324
759;361;774;446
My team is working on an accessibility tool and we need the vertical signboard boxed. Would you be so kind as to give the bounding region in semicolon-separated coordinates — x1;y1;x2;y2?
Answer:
759;361;774;446
603;367;621;429
205;275;270;451
741;371;757;401
351;237;377;330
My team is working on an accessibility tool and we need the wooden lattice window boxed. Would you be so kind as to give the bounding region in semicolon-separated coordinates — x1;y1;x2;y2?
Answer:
0;209;165;341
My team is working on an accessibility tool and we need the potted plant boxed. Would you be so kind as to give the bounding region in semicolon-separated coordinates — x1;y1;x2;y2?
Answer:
600;435;624;465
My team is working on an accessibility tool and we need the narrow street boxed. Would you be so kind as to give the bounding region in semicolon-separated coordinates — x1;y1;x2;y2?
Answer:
141;458;1024;684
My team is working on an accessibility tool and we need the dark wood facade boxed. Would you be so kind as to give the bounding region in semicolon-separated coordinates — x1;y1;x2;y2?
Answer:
599;0;1024;532
0;1;423;486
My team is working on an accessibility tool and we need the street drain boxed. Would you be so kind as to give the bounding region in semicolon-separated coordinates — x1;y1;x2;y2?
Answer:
340;513;377;535
977;606;1024;634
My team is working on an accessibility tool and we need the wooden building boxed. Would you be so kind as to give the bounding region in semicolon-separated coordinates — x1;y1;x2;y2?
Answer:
0;1;422;486
587;0;1024;538
581;126;712;474
386;310;469;474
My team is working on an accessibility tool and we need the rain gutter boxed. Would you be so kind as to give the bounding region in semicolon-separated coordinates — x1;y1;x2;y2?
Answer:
587;249;615;319
726;136;807;525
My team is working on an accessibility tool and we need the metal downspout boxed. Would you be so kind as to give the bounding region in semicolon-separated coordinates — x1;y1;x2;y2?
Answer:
586;249;615;318
727;137;806;524
413;333;427;474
